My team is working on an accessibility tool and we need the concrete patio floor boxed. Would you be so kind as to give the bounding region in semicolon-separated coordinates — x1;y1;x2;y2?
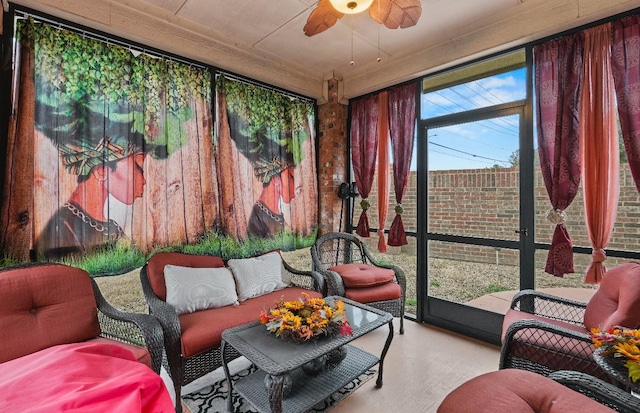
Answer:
466;287;597;314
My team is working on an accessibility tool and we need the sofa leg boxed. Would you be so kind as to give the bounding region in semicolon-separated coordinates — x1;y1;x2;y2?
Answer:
168;360;183;413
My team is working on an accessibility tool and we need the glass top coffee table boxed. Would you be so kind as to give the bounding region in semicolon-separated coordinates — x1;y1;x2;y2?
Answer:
220;296;394;413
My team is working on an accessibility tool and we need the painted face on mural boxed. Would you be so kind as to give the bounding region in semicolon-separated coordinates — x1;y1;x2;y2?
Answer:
279;167;295;204
107;152;147;205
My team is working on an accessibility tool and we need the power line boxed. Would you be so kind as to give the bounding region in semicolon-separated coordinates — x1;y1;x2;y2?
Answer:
429;141;510;165
429;148;498;167
446;88;518;136
462;83;500;106
431;131;512;153
462;83;521;132
469;80;504;103
426;91;518;138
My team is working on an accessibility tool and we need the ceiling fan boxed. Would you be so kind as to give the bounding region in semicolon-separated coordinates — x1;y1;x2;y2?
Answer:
304;0;422;37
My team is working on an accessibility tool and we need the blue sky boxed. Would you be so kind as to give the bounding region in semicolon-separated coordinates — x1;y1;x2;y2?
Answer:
415;67;528;171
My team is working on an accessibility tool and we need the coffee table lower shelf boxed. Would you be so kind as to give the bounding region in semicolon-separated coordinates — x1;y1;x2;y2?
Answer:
234;344;378;413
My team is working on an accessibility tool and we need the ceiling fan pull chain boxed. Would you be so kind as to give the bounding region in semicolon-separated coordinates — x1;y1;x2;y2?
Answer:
377;0;381;62
350;13;355;65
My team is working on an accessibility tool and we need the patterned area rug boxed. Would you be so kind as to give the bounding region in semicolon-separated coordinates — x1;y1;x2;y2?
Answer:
182;365;375;413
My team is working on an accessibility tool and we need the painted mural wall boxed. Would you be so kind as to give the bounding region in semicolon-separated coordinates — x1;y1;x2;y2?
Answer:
0;19;317;270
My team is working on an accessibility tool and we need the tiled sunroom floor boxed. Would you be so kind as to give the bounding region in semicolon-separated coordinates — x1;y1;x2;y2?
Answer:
329;287;597;412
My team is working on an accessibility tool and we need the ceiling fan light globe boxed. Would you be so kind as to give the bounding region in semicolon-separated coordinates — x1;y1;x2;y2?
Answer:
329;0;374;14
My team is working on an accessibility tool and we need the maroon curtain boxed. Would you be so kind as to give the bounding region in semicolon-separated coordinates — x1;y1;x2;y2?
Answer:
612;15;640;193
387;83;416;246
350;95;379;237
534;34;583;276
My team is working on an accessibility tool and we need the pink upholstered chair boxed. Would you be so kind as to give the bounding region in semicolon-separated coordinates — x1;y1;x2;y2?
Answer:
500;261;640;379
311;232;406;333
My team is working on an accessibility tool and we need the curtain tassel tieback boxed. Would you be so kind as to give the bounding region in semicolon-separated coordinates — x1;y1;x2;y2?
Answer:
592;248;606;263
546;208;567;225
360;199;371;211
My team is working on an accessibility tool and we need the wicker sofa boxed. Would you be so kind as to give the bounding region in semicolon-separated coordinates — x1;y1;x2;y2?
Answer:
140;250;324;412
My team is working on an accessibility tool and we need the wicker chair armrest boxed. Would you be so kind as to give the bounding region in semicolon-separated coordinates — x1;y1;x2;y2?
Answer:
549;370;640;413
310;270;327;295
91;279;164;374
509;289;587;325
139;266;183;367
500;318;592;370
282;256;325;293
321;268;347;297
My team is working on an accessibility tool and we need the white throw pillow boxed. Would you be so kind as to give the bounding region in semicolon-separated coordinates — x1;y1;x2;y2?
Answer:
164;265;239;315
228;251;288;302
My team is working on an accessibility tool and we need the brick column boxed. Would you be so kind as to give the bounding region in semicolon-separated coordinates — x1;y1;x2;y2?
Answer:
317;76;348;236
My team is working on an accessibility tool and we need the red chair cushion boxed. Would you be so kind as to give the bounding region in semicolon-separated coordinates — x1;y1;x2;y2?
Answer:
0;264;101;363
437;369;616;413
178;287;322;358
329;263;395;288
583;261;640;331
502;309;589;341
345;282;402;303
502;310;608;380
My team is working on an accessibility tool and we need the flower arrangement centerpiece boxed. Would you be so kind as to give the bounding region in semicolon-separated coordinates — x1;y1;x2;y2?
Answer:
260;293;353;344
590;326;640;384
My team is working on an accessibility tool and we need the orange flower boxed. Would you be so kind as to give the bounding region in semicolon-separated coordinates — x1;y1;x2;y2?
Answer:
615;342;640;361
260;295;349;342
591;326;640;382
260;310;269;324
284;300;304;311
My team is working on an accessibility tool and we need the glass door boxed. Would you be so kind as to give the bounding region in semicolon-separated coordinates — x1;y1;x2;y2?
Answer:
415;49;533;344
418;107;533;344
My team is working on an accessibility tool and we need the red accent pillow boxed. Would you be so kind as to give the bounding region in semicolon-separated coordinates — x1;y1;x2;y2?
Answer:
583;261;640;330
329;263;394;288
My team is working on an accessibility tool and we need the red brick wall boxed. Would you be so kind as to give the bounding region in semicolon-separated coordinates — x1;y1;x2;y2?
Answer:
356;166;640;269
316;78;348;236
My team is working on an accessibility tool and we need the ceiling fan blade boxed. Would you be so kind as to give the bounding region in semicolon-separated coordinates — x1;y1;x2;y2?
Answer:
304;0;344;37
370;0;422;29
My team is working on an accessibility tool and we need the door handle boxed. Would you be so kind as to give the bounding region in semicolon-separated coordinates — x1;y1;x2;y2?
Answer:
515;229;528;236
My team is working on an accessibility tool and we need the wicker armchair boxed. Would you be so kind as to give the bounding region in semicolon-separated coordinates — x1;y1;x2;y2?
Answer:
91;274;165;374
549;370;640;413
500;262;640;379
140;251;323;412
310;232;406;334
0;263;164;374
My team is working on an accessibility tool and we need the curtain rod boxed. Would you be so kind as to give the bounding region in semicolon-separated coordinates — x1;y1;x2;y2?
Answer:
14;9;207;69
14;8;314;104
216;72;314;103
